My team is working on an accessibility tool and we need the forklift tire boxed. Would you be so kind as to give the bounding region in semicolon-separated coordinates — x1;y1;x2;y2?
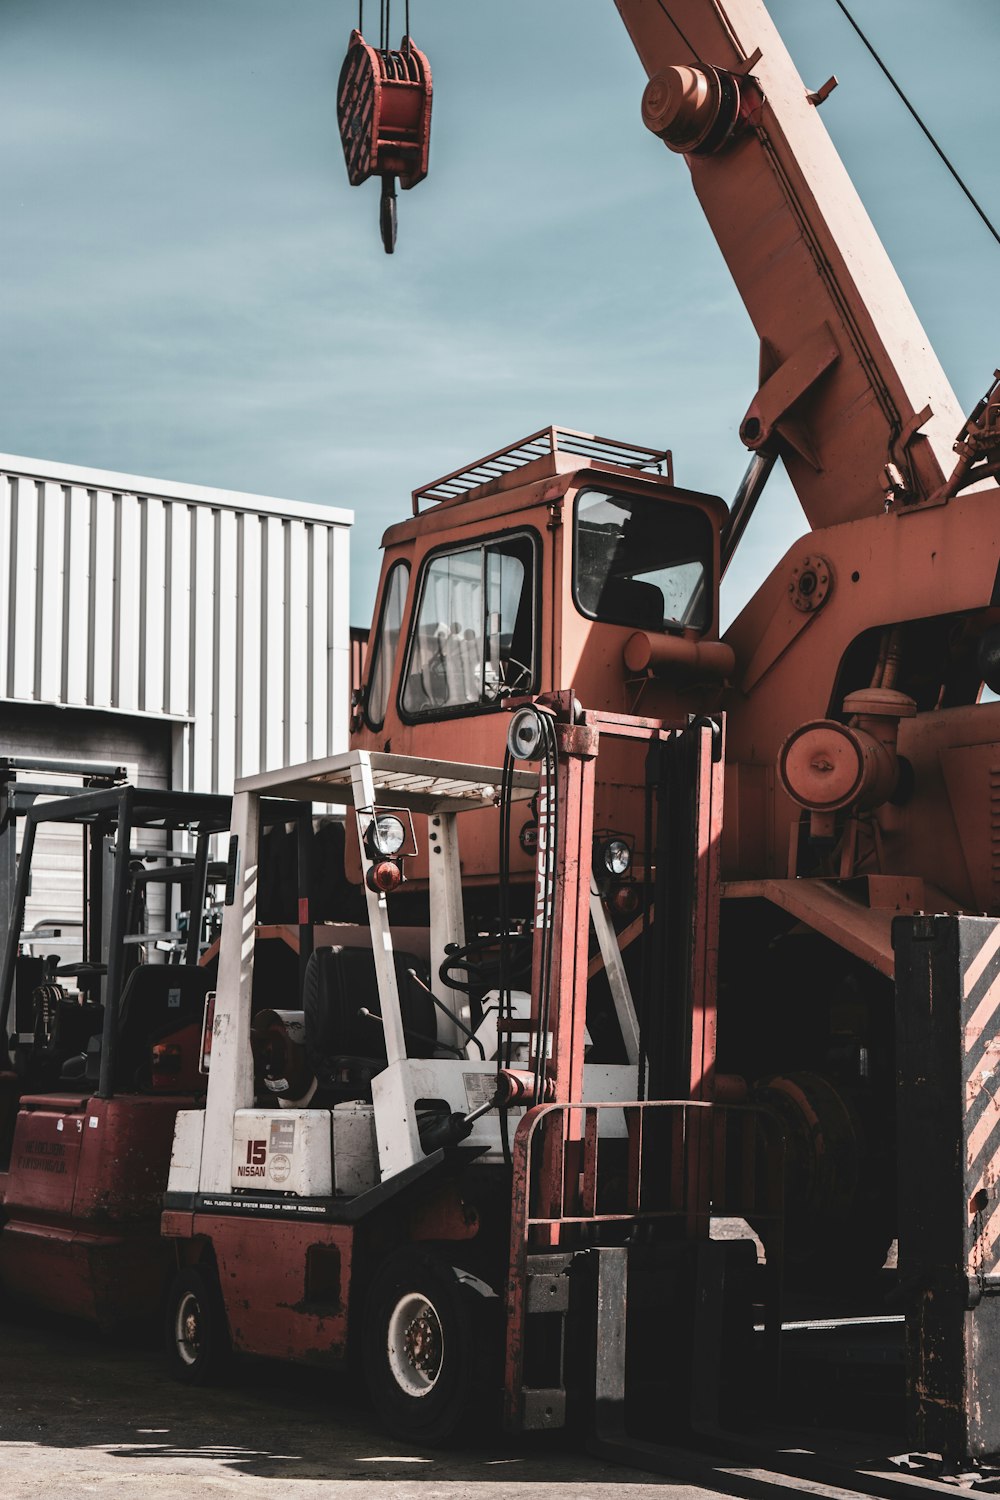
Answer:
363;1249;500;1445
164;1266;231;1386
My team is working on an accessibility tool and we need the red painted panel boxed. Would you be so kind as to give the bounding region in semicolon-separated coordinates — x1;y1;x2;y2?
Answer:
0;1220;169;1328
73;1096;188;1220
161;1209;194;1239
197;1214;354;1365
5;1094;195;1221
0;1093;201;1323
5;1100;86;1216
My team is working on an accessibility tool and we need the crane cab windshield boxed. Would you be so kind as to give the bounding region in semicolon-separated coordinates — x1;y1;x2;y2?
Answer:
574;488;713;634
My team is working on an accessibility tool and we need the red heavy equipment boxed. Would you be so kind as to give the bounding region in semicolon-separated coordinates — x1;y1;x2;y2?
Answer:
154;0;1000;1482
336;0;1000;1469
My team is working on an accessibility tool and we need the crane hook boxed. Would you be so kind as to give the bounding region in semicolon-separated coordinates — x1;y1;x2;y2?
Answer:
337;30;433;256
379;174;398;255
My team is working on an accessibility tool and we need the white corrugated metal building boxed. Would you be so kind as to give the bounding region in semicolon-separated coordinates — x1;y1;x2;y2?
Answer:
0;450;352;942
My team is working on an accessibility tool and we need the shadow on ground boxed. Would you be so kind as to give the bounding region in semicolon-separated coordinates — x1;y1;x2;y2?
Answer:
0;1310;672;1493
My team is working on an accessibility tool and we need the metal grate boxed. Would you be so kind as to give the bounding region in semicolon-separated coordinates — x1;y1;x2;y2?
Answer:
242;750;538;815
311;755;538;813
412;427;672;513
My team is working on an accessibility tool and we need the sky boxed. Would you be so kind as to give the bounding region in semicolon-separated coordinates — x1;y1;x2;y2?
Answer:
0;0;997;630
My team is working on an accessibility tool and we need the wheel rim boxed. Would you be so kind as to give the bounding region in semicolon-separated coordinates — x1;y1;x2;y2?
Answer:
174;1289;204;1367
386;1291;444;1398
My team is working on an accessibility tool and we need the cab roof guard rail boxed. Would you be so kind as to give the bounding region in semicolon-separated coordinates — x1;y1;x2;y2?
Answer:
411;426;673;513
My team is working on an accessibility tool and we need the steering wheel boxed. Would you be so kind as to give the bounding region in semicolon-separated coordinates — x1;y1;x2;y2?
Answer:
439;933;533;995
498;657;532;695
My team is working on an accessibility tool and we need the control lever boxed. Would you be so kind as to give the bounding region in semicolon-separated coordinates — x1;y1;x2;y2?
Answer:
463;1091;501;1126
423;1088;500;1151
405;969;485;1059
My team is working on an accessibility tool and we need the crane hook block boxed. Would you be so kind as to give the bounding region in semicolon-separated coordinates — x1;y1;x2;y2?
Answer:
337;30;433;254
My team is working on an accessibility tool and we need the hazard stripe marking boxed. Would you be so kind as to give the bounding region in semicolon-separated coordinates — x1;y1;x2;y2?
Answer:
964;922;1000;1000
967;1090;1000;1171
966;1039;1000;1112
965;969;1000;1054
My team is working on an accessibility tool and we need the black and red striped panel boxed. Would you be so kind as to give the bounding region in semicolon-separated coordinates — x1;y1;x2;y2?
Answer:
337;34;380;186
895;913;1000;1460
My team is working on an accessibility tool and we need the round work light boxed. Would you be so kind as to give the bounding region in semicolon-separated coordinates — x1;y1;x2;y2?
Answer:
371;813;406;857
600;837;632;878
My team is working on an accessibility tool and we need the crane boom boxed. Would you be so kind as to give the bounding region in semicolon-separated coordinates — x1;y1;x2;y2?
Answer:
613;0;966;527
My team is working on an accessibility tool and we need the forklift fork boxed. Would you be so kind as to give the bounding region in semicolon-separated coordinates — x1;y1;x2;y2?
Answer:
502;1098;784;1442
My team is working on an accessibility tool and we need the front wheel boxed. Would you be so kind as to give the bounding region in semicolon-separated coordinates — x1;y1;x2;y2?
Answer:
363;1249;500;1444
164;1265;231;1386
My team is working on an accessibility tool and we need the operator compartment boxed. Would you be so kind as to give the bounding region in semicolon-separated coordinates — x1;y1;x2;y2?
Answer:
242;932;638;1190
350;427;730;895
174;741;676;1224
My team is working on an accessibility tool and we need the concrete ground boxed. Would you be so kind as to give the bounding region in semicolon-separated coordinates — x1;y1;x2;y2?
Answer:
0;1314;717;1500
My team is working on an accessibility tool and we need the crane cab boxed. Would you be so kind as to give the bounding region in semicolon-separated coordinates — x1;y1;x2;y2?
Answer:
351;427;730;894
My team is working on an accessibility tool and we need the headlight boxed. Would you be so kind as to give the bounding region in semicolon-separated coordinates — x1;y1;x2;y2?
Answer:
371;814;406;857
601;837;632;878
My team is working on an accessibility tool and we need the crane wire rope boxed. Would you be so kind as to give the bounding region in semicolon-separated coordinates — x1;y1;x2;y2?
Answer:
652;0;997;248
356;2;412;62
830;0;1000;249
650;0;704;65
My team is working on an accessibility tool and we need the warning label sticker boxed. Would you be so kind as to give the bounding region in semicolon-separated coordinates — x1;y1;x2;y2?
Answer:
269;1119;296;1154
462;1072;523;1117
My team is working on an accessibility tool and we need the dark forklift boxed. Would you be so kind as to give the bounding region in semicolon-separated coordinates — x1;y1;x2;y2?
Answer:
0;784;240;1329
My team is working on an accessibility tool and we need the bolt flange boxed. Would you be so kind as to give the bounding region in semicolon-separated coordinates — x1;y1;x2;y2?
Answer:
789;554;832;613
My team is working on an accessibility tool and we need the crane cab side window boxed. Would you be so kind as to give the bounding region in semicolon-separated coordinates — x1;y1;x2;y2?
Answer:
400;533;536;719
574;488;712;633
364;561;410;731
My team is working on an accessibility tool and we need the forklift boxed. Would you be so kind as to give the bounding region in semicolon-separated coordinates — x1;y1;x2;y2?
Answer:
161;703;783;1443
0;785;239;1328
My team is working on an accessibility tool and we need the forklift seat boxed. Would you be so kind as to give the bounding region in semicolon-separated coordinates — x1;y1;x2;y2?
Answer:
114;963;213;1088
302;946;438;1095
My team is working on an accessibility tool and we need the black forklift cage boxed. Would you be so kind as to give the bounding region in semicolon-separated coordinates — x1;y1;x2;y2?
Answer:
0;755;128;946
0;785;306;1101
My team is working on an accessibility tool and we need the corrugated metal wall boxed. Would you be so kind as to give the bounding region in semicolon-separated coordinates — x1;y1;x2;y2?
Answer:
0;455;353;793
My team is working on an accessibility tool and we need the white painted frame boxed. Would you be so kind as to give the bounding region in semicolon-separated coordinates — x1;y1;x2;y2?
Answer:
196;748;537;1191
